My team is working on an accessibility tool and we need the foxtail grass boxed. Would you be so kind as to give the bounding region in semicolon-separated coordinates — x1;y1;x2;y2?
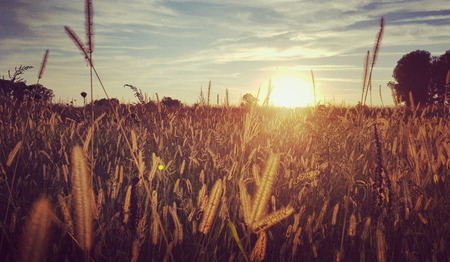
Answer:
362;17;384;106
85;0;94;55
36;49;49;85
57;194;74;236
252;206;294;232
17;197;53;262
199;179;223;234
250;230;267;261
71;145;92;251
6;141;22;167
250;153;280;225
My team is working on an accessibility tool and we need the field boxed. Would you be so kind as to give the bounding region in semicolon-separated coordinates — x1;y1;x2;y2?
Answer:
0;99;448;261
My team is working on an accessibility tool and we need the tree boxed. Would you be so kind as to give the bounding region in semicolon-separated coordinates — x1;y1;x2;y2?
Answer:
240;93;258;108
93;98;119;106
1;65;54;102
26;84;54;101
161;96;182;107
0;79;53;102
429;50;450;105
392;50;431;106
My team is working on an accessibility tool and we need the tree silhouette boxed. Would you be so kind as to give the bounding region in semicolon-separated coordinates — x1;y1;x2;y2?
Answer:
429;50;450;105
93;98;119;106
161;96;182;107
240;93;258;108
0;79;53;102
1;65;54;102
392;50;431;106
27;84;54;102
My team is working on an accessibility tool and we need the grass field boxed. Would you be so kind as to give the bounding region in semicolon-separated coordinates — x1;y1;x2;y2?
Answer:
0;99;448;261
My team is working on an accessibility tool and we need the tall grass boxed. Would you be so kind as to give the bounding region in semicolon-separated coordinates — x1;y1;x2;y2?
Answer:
0;99;448;261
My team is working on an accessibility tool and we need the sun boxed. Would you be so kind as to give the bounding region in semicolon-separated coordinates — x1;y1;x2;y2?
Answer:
270;76;315;108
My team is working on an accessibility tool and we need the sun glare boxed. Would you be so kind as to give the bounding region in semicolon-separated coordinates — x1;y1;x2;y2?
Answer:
270;76;315;108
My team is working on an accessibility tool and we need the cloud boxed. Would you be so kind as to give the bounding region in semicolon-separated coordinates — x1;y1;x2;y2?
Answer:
0;0;449;106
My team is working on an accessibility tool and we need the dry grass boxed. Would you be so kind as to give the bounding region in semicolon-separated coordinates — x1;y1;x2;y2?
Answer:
17;197;53;262
0;101;448;261
70;145;92;251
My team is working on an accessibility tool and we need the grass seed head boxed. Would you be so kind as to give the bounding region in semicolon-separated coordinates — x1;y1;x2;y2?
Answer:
71;145;92;251
17;197;53;262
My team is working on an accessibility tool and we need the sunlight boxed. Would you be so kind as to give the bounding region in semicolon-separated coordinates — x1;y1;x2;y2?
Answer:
270;76;315;108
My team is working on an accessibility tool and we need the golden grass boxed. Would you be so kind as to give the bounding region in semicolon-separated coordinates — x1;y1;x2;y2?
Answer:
199;179;223;235
17;197;53;262
57;194;74;235
250;153;280;225
6;141;22;167
70;145;92;251
0;82;448;261
252;206;294;232
36;49;49;85
250;230;267;261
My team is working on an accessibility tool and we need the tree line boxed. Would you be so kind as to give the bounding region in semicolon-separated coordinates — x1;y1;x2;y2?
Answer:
391;50;450;106
0;66;54;102
2;49;449;107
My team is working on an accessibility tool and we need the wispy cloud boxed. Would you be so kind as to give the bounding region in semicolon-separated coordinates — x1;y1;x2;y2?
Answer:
0;0;449;105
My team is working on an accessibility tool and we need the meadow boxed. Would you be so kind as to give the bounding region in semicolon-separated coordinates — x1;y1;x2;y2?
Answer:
0;99;448;261
1;0;449;260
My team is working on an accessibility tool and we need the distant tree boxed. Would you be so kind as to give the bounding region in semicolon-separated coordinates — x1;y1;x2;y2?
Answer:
27;84;54;101
240;93;258;108
94;98;119;106
0;65;54;102
162;96;182;107
392;50;431;106
0;79;53;102
429;50;450;105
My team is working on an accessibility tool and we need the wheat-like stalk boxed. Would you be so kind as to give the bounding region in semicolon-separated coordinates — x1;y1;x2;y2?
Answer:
376;221;386;262
207;80;211;106
57;194;74;235
252;206;294;232
197;183;208;211
363;17;385;106
85;0;94;54
37;49;49;84
250;230;267;261
292;210;301;233
313;199;329;233
331;203;339;226
123;185;131;226
94;188;104;220
180;160;185;175
348;213;356;237
64;26;89;61
239;179;251;225
169;203;183;245
17;197;52;262
71;145;92;251
361;50;370;104
151;190;160;245
7;141;22;167
251;153;280;225
292;226;302;257
226;88;229;107
361;217;371;240
199;179;223;234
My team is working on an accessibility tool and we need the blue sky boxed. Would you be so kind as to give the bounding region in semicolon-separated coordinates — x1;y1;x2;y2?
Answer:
1;0;449;106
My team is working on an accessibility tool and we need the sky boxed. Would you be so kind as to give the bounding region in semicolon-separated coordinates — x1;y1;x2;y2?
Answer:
1;0;450;107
